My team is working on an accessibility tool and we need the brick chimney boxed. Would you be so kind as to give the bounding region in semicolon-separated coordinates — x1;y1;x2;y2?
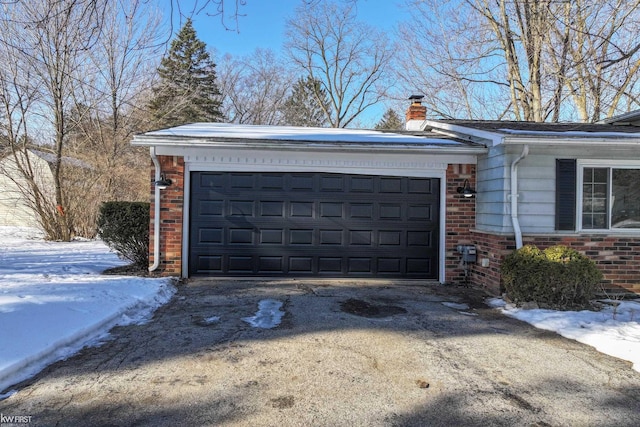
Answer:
405;95;426;130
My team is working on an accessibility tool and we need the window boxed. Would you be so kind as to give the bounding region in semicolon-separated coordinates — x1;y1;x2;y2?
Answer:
581;167;640;230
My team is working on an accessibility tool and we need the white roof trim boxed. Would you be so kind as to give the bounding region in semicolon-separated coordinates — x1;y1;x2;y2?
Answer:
422;120;504;146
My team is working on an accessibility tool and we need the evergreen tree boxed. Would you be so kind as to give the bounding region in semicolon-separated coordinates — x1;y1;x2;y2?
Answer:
281;76;331;127
148;19;223;128
375;108;404;131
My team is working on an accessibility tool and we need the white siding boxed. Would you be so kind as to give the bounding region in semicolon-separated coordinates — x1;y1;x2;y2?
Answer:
476;143;640;235
476;146;511;232
0;153;54;228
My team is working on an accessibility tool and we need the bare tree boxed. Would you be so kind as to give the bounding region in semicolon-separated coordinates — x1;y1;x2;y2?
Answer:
0;0;163;239
395;1;509;120
285;1;394;128
67;1;165;234
397;0;640;122
551;0;640;122
218;49;291;125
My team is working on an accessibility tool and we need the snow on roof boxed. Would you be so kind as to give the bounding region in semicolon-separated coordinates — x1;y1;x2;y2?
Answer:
138;122;467;147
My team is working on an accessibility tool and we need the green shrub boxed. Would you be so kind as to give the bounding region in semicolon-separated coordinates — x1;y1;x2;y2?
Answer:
501;245;602;310
97;201;150;268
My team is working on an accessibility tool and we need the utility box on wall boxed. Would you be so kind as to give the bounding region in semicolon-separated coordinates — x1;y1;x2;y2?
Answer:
457;245;477;263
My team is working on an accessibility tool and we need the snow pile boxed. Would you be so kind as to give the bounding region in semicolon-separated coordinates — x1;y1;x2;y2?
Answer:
488;297;640;372
0;227;175;393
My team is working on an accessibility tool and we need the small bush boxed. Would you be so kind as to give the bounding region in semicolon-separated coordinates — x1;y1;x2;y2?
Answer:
97;201;149;268
501;245;602;310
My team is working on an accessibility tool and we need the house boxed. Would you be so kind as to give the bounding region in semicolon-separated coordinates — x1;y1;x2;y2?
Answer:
0;149;92;230
132;99;640;295
0;149;56;228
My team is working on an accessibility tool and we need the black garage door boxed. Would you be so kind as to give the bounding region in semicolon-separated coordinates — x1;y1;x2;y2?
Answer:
189;172;439;278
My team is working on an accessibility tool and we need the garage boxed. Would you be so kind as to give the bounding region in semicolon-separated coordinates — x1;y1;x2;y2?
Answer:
131;121;484;282
189;171;439;278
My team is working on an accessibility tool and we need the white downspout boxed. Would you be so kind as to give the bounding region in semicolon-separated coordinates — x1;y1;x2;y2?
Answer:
510;145;529;249
149;147;161;272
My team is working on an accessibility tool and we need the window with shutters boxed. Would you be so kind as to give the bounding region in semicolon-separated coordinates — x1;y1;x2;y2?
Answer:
578;164;640;230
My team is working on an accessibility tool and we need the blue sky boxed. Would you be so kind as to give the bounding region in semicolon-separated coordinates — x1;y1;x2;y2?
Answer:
172;0;408;56
166;0;410;127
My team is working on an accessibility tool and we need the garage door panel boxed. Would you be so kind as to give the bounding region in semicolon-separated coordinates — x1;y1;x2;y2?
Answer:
408;178;433;193
189;172;439;278
350;176;374;192
320;175;345;191
290;229;313;245
260;201;284;217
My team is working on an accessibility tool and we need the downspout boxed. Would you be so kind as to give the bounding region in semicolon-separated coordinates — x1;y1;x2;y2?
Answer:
510;145;529;249
149;147;161;272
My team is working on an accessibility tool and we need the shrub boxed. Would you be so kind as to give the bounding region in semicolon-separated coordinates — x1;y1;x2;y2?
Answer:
501;245;602;310
97;201;149;268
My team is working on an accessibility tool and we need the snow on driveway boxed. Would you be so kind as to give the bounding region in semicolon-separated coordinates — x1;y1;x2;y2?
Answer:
0;227;175;395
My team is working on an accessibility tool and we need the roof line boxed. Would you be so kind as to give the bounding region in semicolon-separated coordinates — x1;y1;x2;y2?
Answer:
423;120;504;146
131;136;487;155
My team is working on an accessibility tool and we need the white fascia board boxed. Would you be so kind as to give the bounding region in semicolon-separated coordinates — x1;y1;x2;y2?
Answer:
423;120;504;146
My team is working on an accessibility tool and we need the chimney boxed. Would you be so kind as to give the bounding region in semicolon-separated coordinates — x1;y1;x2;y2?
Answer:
405;95;426;131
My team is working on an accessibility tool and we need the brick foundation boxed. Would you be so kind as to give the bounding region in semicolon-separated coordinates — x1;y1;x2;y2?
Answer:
468;231;640;295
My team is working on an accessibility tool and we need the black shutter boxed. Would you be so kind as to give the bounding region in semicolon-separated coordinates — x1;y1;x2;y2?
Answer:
556;159;576;230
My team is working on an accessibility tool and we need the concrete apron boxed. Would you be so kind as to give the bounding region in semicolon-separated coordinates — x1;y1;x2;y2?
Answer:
1;279;639;427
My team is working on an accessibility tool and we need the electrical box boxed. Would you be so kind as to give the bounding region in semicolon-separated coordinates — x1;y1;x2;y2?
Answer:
456;245;477;263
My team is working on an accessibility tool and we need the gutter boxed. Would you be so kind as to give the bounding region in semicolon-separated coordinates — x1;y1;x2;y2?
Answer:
510;145;529;249
149;147;161;272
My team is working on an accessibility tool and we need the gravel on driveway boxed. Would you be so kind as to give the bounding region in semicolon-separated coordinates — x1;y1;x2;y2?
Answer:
1;279;639;427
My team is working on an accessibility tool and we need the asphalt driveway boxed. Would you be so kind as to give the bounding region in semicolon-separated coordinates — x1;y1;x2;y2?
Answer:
2;279;640;426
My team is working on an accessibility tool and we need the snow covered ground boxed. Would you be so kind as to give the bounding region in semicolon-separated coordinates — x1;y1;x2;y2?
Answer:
487;298;640;373
0;227;175;396
0;226;638;401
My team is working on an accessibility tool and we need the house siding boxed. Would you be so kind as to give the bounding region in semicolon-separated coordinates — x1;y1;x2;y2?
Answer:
0;152;54;228
475;146;509;232
477;143;640;235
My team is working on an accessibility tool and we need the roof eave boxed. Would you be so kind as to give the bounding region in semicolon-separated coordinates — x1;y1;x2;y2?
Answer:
422;120;505;146
131;135;488;155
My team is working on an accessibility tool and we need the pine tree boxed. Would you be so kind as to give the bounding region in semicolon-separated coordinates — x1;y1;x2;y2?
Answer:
281;76;331;127
148;19;223;128
375;108;404;131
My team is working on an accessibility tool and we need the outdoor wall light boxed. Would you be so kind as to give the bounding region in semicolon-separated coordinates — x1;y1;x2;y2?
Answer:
154;174;172;190
456;179;476;198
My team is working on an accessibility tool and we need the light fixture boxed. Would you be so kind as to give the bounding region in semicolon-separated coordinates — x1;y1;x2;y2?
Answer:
154;174;172;190
456;179;476;198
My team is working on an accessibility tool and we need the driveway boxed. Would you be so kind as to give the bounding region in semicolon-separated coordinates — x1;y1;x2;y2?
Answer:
1;280;639;426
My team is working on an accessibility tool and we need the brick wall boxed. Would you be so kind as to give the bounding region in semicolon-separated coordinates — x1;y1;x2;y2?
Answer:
149;155;184;276
444;164;477;284
469;230;640;295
